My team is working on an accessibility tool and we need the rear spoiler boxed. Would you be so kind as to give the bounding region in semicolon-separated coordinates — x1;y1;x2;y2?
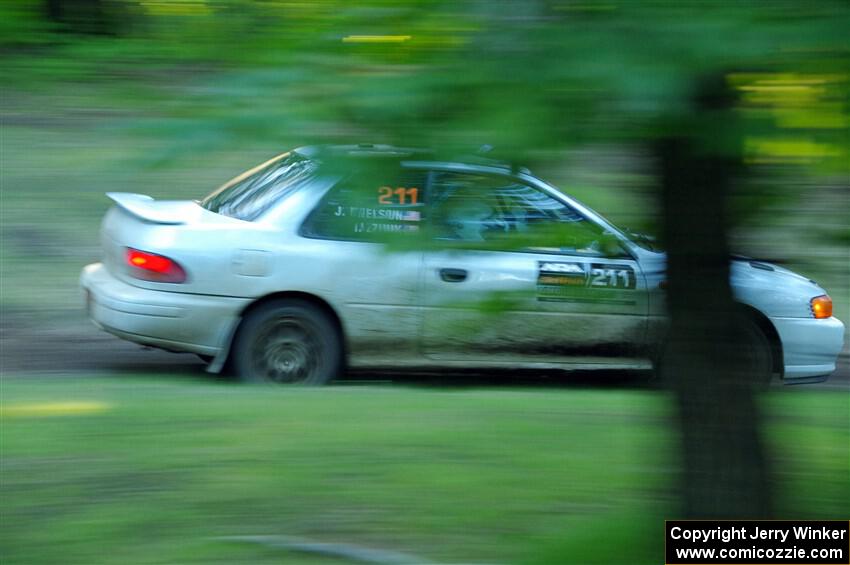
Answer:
106;192;189;225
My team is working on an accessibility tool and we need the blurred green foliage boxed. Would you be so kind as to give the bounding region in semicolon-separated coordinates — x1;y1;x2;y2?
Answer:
3;1;849;160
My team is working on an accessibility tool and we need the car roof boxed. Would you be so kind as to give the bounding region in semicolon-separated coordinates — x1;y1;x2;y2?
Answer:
295;144;432;160
294;144;519;172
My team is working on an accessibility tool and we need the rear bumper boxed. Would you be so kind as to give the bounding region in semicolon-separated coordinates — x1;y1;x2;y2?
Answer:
80;263;248;356
770;315;845;380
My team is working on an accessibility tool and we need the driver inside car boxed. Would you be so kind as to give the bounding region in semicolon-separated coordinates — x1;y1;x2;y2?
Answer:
442;197;509;241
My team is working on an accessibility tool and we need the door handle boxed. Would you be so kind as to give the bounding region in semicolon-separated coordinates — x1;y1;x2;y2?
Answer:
439;268;468;283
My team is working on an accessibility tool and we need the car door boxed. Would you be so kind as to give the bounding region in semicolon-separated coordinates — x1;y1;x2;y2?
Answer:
420;169;648;365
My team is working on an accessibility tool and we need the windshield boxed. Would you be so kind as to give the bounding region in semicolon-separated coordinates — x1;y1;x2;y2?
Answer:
200;152;318;221
531;178;657;253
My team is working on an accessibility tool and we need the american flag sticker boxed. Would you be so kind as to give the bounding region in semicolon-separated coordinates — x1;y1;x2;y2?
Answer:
401;210;421;221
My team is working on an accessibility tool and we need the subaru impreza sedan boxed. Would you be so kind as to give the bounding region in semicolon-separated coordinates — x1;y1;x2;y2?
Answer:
80;144;845;385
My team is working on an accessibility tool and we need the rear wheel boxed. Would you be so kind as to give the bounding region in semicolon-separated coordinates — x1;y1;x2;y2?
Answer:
231;300;342;385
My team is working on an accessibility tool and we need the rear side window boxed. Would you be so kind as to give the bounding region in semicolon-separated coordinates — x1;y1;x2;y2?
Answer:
201;152;318;221
302;167;427;242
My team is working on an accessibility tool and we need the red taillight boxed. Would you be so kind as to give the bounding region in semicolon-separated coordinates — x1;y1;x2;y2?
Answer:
810;295;832;319
126;248;186;283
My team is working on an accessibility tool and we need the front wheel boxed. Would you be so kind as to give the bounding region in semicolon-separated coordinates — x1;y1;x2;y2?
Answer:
737;314;774;387
231;300;342;385
650;313;774;387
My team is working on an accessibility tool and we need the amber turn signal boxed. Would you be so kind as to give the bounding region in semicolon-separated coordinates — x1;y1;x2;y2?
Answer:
810;295;832;319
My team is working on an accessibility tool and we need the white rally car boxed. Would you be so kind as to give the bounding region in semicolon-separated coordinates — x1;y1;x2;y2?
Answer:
81;145;845;384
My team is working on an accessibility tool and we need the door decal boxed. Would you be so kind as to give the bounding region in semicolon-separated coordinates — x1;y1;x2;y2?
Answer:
537;261;636;304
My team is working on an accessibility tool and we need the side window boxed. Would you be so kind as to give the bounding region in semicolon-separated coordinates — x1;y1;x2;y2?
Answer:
302;167;427;242
429;172;626;257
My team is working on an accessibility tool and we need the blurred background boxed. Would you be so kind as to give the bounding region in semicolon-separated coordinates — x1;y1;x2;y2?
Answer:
1;1;848;563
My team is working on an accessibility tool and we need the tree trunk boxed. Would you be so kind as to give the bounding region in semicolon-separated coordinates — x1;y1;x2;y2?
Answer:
43;0;111;35
656;73;772;518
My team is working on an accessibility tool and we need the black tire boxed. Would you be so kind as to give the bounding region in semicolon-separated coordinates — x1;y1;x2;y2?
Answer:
231;300;342;385
649;315;773;387
737;314;774;387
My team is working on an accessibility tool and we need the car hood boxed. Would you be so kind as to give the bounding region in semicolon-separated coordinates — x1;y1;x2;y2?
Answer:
730;255;820;287
636;249;826;317
639;251;819;286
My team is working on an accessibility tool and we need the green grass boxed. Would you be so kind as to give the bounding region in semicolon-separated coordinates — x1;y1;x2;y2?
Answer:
1;376;847;564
